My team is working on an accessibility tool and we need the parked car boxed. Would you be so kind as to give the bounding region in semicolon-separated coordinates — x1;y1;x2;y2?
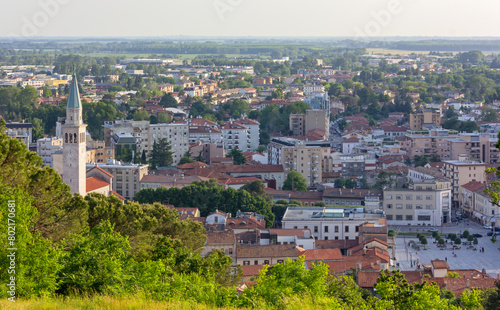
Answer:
484;225;493;229
495;227;500;232
473;234;483;238
428;227;438;232
487;232;494;236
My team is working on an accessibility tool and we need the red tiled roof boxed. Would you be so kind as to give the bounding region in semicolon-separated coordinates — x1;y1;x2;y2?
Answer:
87;165;113;178
110;190;126;200
206;230;236;244
461;180;485;193
236;244;303;259
241;264;268;277
303;249;342;261
86;176;110;192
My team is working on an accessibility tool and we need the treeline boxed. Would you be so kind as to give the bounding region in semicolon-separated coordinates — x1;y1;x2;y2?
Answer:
133;179;275;227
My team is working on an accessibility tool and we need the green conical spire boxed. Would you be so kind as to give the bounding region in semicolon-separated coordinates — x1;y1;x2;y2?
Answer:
67;69;81;108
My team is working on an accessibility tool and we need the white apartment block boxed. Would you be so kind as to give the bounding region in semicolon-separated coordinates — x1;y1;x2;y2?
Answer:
383;179;452;226
36;136;63;167
149;122;189;165
221;121;249;151
282;207;386;241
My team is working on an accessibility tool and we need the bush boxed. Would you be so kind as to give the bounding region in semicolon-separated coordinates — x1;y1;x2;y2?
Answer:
388;230;396;237
454;238;461;245
467;235;474;242
463;230;470;238
438;238;445;245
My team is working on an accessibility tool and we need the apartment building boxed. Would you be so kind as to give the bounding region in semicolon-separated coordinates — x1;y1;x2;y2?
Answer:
405;128;458;159
36;136;63;167
221;121;249;151
149;121;189;165
86;160;148;200
460;181;499;227
237;118;260;151
409;109;441;131
289;109;328;140
322;187;383;209
282;207;386;241
87;140;114;163
268;137;331;186
448;132;499;164
188;126;222;144
443;156;487;206
5;122;33;148
383;179;452;226
330;154;376;178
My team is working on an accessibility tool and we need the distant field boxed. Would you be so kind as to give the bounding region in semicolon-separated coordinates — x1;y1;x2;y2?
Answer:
366;48;433;56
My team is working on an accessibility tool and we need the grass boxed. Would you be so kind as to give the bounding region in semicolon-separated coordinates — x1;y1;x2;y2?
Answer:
0;296;243;310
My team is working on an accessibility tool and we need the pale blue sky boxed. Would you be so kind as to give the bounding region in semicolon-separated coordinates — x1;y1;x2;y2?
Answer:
2;0;500;38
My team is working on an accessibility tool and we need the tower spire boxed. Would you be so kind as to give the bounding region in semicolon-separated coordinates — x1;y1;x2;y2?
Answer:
67;66;81;108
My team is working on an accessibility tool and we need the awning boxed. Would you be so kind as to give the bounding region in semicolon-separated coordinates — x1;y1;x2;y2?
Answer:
473;211;484;219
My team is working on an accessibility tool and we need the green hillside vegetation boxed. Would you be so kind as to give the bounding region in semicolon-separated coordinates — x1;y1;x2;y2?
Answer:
1;118;499;309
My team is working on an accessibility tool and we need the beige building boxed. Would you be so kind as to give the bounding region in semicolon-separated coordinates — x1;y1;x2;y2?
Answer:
405;128;458;159
201;230;237;264
409;110;441;131
289;109;328;140
236;244;303;266
443;156;487;206
268;137;331;186
36;136;63;167
87;160;148;199
87;140;115;163
448;132;499;164
460;181;500;227
383;179;452;226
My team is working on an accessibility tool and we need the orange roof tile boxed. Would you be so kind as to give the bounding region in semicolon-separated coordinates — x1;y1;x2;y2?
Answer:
86;176;110;192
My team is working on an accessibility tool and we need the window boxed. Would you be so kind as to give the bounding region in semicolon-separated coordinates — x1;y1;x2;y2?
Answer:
324;236;328;240
335;236;339;240
228;248;233;255
335;226;339;233
396;204;403;209
426;205;432;210
304;226;308;229
426;195;432;200
416;195;423;200
324;226;329;233
264;260;270;265
277;259;284;264
386;194;393;199
254;260;259;265
406;195;413;200
416;205;422;209
345;236;349;240
243;261;250;265
387;215;393;220
355;226;359;232
406;204;413;209
386;204;392;209
406;215;413;220
314;226;318;233
396;195;403;200
345;226;349;233
418;215;431;221
396;215;403;221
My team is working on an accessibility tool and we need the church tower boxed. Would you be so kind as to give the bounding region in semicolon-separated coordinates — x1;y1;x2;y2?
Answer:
62;72;87;195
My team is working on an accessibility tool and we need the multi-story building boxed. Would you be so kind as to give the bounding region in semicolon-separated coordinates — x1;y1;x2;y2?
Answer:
322;187;383;209
460;181;500;227
336;154;376;178
443;156;487;207
36;136;63;167
87;140;114;163
238;118;260;150
5;122;33;148
409;109;441;131
221;121;249;151
289;109;328;140
268;137;331;186
188;125;223;144
383;179;452;226
404;128;458;159
149;121;189;165
282;207;387;241
217;164;285;190
448;132;499;164
87;159;148;199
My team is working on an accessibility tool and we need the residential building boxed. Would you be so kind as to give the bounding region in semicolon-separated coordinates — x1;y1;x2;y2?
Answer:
443;156;487;206
281;207;386;241
236;244;304;266
405;128;458;159
259;229;315;250
188;125;222;144
448;132;499;164
5;122;33;148
149;122;189;165
237;118;260;150
201;230;237;263
322;187;383;209
409;110;441;131
87;159;148;199
139;174;210;190
36;136;63;167
460;181;500;227
87;139;114;163
289;109;328;140
221;121;249;151
268;137;331;186
383;179;452;226
216;164;285;190
407;166;444;183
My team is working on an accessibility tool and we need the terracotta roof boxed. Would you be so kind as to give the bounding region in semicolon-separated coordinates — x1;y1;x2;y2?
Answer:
461;180;485;193
241;264;268;277
267;229;310;237
343;137;360;143
206;230;236;244
315;239;359;250
110;190;126;200
227;218;266;230
217;164;284;174
431;260;449;270
303;249;342;261
87;166;113;178
86;176;110;192
176;161;208;170
236;244;303;259
220;176;262;185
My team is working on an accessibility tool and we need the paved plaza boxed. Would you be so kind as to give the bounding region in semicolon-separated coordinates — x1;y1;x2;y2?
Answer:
393;233;500;277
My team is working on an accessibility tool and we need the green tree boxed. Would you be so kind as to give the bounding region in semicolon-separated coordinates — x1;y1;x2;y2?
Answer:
481;108;499;122
283;171;308;191
484;280;500;310
463;230;470;239
149;138;173;168
226;148;246;165
414;155;429;167
159;93;177;108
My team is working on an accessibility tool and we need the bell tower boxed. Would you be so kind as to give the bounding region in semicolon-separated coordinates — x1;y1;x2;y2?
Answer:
62;71;87;195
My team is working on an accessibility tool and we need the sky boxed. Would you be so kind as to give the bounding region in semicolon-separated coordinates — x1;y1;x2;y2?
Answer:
2;0;500;38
